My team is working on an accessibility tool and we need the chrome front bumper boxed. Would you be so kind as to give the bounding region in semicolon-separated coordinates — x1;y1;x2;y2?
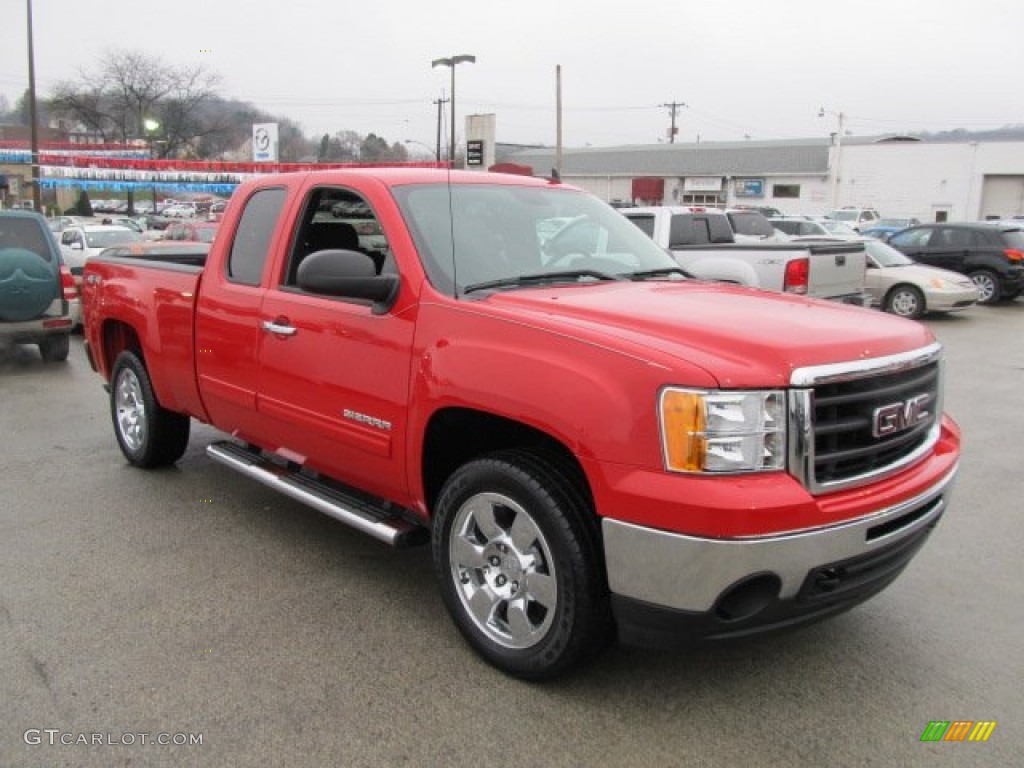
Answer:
603;462;957;615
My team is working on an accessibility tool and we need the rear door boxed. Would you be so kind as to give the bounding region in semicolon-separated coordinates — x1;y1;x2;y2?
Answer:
917;226;969;272
194;183;291;439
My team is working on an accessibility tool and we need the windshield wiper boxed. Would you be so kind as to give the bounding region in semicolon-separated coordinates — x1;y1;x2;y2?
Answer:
463;270;622;294
628;266;691;280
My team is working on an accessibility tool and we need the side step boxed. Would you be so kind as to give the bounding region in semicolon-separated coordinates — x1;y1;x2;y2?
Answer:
206;441;428;548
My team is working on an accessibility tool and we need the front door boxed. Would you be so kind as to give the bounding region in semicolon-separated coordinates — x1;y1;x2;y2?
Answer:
255;185;415;502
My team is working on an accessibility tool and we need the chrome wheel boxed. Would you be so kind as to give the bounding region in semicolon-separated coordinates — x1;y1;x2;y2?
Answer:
114;367;146;452
448;491;557;650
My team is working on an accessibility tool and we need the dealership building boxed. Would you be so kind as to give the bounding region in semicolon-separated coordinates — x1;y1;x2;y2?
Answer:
499;133;1024;222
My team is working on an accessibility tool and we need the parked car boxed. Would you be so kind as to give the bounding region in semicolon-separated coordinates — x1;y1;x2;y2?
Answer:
59;225;144;309
875;217;921;229
818;218;861;238
161;204;198;219
207;200;229;222
0;210;75;360
161;221;219;243
769;216;831;238
827;207;881;232
730;204;783;218
725;209;789;243
862;238;978;318
860;226;900;242
887;222;1024;304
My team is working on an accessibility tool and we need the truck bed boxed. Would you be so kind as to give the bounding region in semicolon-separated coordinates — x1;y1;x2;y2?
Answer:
82;255;207;420
670;241;867;301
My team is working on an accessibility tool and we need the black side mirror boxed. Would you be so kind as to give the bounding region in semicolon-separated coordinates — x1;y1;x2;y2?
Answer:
296;249;399;314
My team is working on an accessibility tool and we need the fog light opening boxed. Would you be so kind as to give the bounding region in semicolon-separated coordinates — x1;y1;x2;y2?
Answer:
714;573;781;622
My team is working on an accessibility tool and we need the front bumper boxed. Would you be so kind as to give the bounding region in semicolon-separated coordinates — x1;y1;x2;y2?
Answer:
925;286;979;312
603;461;956;647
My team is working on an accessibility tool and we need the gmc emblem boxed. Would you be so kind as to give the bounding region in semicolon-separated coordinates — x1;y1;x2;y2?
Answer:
872;394;932;438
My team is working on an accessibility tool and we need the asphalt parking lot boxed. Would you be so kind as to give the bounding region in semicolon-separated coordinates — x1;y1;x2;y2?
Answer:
1;304;1021;768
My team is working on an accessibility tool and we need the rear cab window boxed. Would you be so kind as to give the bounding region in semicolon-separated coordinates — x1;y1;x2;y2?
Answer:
228;187;287;285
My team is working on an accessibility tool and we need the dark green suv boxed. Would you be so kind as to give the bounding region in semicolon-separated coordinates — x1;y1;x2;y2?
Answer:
0;210;74;361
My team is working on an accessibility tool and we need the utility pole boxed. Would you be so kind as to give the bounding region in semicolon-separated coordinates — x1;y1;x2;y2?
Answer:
661;100;686;144
26;0;42;212
433;95;449;165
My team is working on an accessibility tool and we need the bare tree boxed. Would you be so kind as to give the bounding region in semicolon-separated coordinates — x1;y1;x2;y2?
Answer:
49;49;221;155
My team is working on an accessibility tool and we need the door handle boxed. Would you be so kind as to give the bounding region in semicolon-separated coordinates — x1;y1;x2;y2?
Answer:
262;319;297;336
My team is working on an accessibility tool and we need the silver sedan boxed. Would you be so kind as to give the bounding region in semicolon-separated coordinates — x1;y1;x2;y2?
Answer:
864;238;978;318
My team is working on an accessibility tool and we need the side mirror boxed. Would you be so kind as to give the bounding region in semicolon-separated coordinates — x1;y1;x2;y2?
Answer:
297;249;398;314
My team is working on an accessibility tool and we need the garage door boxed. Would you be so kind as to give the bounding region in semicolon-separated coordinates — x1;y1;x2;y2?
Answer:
980;176;1024;220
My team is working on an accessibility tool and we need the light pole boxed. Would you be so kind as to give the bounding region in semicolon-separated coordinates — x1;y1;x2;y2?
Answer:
404;139;439;162
431;54;476;164
819;107;846;210
144;118;160;215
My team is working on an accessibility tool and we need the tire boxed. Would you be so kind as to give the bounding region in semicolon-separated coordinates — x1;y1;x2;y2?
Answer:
884;285;925;319
38;333;70;362
432;450;611;680
0;247;58;321
968;270;1001;305
110;350;190;467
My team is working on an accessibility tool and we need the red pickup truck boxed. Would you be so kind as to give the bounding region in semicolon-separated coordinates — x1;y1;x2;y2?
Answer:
82;169;960;679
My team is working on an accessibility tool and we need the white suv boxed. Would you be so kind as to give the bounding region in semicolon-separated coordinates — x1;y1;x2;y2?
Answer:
827;207;881;232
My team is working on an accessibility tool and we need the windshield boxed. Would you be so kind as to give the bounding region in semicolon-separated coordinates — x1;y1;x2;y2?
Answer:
831;210;858;222
393;183;680;295
864;239;914;267
85;229;142;248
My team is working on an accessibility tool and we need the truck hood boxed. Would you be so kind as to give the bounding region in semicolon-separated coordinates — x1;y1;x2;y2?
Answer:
480;281;935;388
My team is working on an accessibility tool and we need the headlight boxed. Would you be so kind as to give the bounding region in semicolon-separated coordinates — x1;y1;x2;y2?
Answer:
659;388;786;474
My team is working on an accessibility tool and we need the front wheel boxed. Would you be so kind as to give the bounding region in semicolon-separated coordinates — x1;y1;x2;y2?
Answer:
110;350;190;467
884;285;925;319
968;270;1001;304
432;451;611;680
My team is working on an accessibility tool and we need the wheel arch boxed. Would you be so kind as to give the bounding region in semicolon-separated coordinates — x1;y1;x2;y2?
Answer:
421;407;593;520
100;319;143;381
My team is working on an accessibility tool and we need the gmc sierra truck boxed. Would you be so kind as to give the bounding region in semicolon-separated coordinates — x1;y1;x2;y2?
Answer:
621;205;869;304
82;169;960;679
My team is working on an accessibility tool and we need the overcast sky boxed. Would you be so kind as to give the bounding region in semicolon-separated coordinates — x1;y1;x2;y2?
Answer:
2;0;1022;153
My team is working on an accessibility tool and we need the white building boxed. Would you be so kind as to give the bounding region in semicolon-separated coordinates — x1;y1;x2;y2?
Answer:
502;135;1024;222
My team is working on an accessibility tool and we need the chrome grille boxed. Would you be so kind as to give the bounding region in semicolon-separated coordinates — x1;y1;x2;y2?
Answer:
789;343;944;493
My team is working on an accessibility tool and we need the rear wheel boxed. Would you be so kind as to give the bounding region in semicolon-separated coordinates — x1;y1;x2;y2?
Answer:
432;450;611;680
968;270;1001;304
38;333;70;362
110;350;190;467
884;285;925;319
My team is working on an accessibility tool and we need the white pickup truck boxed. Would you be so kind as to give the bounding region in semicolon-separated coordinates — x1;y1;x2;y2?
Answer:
622;206;869;304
